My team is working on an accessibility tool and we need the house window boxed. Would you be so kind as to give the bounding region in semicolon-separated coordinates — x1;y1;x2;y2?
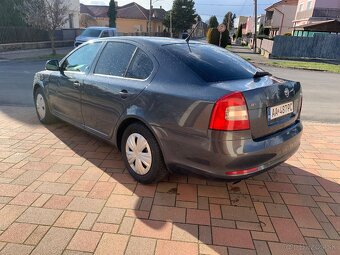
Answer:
306;1;312;10
298;3;303;12
69;13;74;28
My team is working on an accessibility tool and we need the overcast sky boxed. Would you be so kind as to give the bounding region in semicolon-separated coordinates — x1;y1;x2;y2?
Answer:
80;0;278;22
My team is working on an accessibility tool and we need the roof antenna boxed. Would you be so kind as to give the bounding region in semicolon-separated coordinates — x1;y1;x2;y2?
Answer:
185;17;200;44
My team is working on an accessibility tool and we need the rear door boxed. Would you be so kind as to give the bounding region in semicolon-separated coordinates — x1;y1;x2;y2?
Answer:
82;42;154;137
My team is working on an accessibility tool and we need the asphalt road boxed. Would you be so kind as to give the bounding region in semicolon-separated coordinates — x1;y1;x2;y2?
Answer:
0;59;339;123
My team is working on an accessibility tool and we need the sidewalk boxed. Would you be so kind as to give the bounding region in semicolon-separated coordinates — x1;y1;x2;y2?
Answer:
0;47;73;60
228;45;283;65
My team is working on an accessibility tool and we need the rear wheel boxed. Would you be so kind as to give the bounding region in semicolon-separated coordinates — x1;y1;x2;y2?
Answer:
34;87;57;124
121;123;168;184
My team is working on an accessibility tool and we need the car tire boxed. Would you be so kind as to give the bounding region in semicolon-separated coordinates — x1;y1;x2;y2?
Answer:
34;87;57;124
121;123;168;184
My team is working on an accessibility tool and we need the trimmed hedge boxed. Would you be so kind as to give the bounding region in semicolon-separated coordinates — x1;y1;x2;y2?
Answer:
207;28;230;48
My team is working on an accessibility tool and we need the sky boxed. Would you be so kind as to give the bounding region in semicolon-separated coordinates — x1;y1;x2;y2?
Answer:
80;0;278;22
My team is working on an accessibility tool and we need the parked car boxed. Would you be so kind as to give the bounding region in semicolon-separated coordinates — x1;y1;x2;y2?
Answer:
33;37;303;184
74;27;117;47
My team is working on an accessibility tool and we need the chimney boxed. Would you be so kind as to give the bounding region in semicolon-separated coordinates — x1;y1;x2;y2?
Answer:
160;6;162;9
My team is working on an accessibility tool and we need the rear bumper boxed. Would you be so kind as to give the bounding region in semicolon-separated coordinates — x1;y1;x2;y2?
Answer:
158;121;302;179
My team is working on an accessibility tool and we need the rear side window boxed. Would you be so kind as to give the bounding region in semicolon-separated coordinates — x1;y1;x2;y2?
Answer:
126;49;153;79
164;44;258;82
95;42;136;77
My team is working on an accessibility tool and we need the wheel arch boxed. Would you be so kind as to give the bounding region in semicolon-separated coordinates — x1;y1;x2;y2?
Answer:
114;116;166;160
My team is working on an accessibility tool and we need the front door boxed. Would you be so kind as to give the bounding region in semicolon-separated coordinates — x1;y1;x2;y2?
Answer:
82;42;155;137
48;42;102;124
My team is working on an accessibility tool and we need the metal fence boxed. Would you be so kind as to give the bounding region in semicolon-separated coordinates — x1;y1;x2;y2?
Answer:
0;27;83;44
0;26;49;44
272;34;340;61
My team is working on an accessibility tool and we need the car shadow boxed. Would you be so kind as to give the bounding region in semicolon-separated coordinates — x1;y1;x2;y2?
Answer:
1;105;340;254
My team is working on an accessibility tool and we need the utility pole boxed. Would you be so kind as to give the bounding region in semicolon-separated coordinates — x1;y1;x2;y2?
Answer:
170;11;173;38
149;0;152;35
254;0;257;53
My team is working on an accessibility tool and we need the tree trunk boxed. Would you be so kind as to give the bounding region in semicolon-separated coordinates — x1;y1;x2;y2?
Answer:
49;31;56;55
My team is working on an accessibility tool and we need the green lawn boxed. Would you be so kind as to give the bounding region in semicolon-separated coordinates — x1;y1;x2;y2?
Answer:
266;60;340;73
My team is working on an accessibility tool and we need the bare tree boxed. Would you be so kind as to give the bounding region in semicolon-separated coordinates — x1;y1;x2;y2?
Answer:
80;13;97;28
21;0;70;55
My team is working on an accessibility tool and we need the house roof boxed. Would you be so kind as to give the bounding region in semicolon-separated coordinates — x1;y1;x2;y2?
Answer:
294;19;340;32
266;0;298;11
80;2;166;21
80;4;108;18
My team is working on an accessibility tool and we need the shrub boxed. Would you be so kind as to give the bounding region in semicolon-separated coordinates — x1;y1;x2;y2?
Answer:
207;28;220;46
207;28;230;48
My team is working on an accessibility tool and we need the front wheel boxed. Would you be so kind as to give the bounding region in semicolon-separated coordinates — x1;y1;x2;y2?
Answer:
121;123;168;184
34;87;57;124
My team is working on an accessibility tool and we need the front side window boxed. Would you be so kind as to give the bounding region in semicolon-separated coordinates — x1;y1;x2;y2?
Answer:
63;42;102;72
126;49;153;79
101;30;109;37
95;42;136;77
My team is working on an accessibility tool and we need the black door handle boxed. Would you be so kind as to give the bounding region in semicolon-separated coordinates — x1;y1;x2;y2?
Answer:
73;81;81;88
119;89;128;99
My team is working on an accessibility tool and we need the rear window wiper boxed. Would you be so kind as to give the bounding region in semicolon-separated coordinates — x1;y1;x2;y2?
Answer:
253;71;271;78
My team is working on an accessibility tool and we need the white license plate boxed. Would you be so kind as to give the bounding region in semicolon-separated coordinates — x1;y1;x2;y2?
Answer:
269;102;294;120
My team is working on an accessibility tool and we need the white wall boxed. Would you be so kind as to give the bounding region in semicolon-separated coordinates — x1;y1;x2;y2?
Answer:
59;0;80;28
271;4;298;34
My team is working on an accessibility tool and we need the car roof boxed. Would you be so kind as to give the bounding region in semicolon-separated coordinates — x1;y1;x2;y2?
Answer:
95;36;205;47
86;26;117;31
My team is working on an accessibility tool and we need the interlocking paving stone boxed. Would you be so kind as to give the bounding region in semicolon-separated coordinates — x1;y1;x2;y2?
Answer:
0;107;340;254
17;207;62;225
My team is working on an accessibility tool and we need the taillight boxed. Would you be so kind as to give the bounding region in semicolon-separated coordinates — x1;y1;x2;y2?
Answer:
209;92;250;131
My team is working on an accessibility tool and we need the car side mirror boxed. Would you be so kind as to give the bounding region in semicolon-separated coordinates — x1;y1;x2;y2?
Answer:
45;59;60;71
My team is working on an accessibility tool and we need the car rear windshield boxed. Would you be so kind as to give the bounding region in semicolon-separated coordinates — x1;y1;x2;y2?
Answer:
81;29;102;37
164;44;258;83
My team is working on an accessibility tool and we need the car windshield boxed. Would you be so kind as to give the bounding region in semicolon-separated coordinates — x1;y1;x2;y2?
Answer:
81;28;102;37
164;43;259;82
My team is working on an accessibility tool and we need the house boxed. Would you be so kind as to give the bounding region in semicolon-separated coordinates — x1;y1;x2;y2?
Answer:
264;0;299;37
60;0;80;28
292;19;340;36
245;16;255;36
80;2;166;34
234;16;248;30
293;0;340;27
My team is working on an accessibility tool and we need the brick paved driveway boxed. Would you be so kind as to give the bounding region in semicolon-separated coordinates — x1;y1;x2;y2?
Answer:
0;106;339;255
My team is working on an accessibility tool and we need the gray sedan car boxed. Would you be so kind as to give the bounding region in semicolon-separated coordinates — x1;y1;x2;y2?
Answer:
33;37;303;183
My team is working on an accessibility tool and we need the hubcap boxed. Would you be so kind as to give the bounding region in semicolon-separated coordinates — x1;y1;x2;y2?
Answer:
125;133;152;175
36;93;46;120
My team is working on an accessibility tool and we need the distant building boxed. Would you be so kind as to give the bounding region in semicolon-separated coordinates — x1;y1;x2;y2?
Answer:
293;0;340;27
245;16;255;35
61;0;80;28
243;15;265;36
264;0;299;37
234;16;248;30
80;2;166;34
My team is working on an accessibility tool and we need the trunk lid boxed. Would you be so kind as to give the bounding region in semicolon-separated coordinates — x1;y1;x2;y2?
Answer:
210;76;302;139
